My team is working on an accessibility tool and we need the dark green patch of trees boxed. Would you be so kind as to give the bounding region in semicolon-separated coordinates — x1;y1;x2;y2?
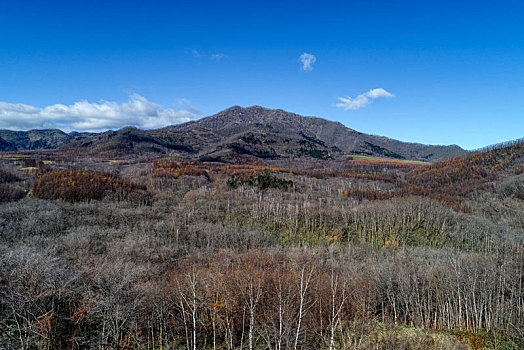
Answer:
227;170;293;190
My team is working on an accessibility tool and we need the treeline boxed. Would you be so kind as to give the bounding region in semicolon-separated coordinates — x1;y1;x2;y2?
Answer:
32;169;150;203
152;158;401;184
478;138;524;171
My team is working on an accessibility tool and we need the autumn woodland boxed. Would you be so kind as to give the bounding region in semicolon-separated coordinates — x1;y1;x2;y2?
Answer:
1;139;524;349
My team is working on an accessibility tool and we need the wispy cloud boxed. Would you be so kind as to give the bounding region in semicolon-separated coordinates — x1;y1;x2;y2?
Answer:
299;53;316;72
191;49;201;58
0;94;203;132
187;48;228;61
335;88;394;111
211;53;227;61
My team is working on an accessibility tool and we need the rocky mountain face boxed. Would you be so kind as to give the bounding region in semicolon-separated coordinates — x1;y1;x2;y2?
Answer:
1;106;466;161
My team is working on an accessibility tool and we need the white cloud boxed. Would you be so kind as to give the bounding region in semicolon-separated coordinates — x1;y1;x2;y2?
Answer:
0;94;203;132
335;88;394;111
191;49;201;58
299;53;316;72
365;88;393;99
211;53;227;61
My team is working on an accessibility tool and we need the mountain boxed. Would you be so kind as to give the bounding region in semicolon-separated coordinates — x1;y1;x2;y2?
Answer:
0;129;94;151
0;137;16;151
169;105;465;161
2;106;466;161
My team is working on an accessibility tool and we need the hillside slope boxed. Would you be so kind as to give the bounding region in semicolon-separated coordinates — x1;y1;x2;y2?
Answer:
176;105;465;161
64;106;465;161
0;129;93;151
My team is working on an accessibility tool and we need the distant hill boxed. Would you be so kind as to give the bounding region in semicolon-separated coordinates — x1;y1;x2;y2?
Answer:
0;129;94;151
61;106;465;161
1;106;466;161
0;137;16;151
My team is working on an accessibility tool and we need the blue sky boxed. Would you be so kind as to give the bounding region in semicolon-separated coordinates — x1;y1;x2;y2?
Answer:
1;0;523;149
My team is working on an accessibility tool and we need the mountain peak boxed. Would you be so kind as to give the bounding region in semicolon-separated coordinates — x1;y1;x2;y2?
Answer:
222;105;275;112
0;105;467;162
182;105;297;132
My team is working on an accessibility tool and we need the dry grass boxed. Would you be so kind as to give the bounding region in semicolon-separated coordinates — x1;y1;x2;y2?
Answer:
345;154;430;165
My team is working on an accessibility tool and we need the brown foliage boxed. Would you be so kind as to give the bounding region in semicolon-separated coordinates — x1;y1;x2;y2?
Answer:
0;168;21;183
397;140;524;209
0;184;26;203
152;158;400;184
409;139;524;189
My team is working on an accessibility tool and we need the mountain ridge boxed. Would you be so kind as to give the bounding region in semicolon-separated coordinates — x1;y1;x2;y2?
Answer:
163;105;465;161
0;129;94;151
0;105;466;161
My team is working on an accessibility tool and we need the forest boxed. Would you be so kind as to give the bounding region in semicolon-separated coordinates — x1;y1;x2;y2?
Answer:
0;140;523;349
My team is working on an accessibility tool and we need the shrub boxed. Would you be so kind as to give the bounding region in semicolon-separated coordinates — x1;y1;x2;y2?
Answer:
0;184;26;203
0;168;21;183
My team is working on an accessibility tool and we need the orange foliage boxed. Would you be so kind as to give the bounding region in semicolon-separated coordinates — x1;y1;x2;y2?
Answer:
401;140;524;210
152;158;400;184
410;139;524;189
33;169;147;202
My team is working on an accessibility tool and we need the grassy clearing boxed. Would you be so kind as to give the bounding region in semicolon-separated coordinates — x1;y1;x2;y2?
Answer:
449;330;524;350
107;159;124;164
342;322;524;349
345;154;430;165
342;321;466;349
